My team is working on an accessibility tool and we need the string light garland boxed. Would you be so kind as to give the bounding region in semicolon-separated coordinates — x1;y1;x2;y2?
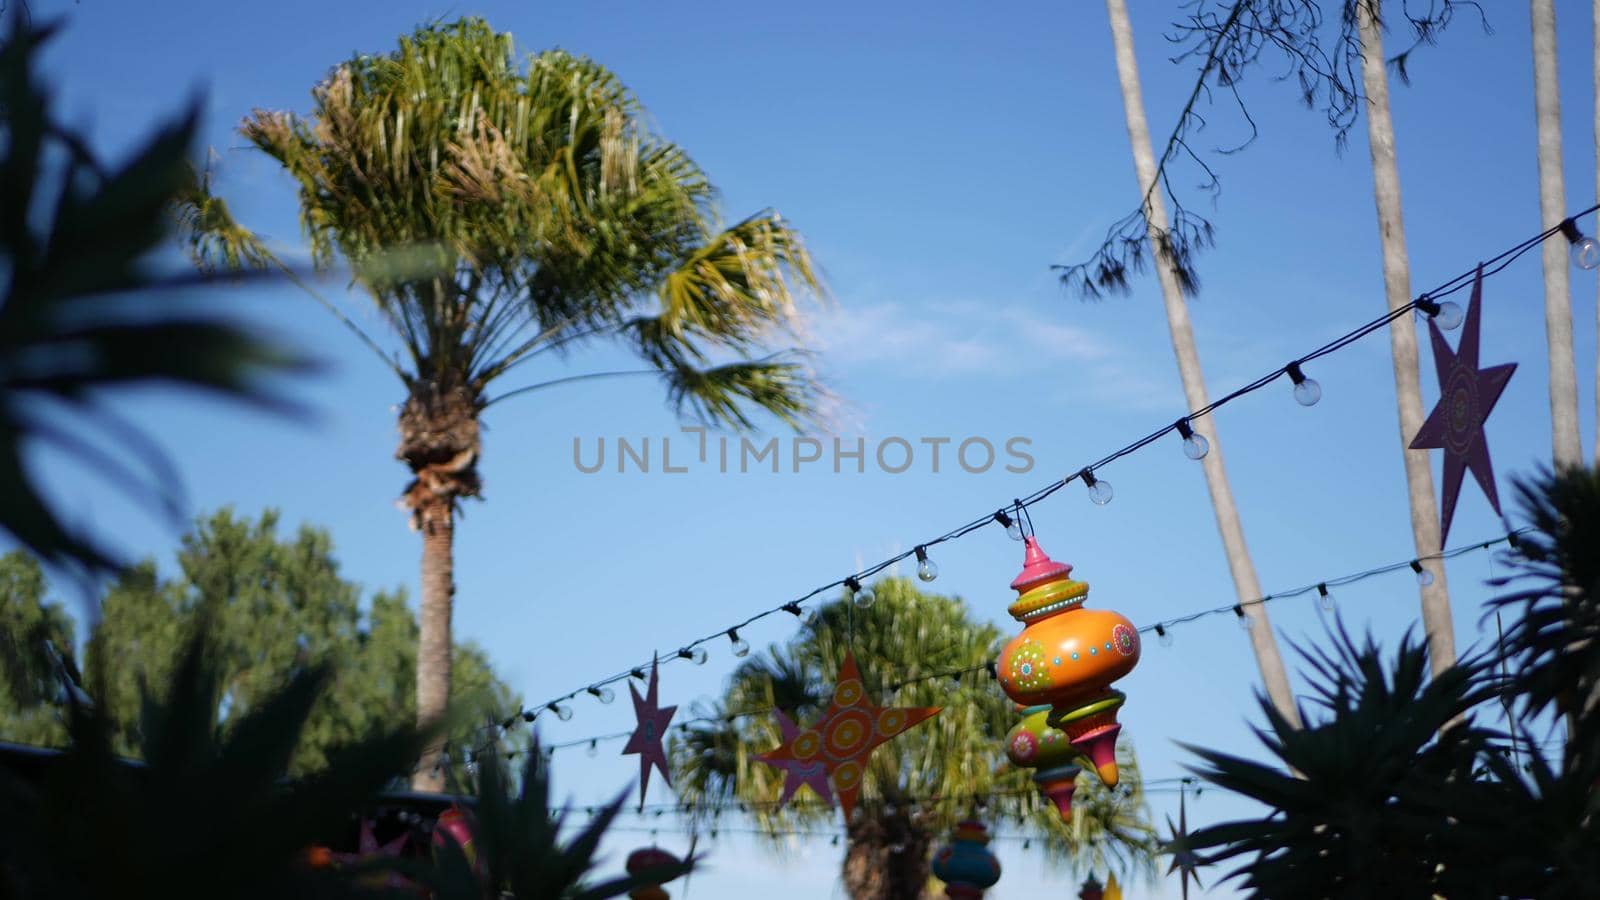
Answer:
471;530;1525;768
464;207;1593;757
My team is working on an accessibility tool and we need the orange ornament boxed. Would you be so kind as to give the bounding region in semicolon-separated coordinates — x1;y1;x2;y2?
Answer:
759;652;939;820
997;537;1139;786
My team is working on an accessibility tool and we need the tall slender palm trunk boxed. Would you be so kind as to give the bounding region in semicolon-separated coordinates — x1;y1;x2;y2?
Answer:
841;812;934;900
401;380;483;792
1103;0;1300;728
1355;0;1456;675
1530;0;1583;468
414;497;456;793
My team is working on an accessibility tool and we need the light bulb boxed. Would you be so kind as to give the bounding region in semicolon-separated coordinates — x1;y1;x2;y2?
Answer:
728;629;751;658
1234;605;1253;630
1572;236;1600;270
588;685;615;704
679;646;709;665
587;740;599;758
1316;583;1335;612
551;703;573;721
914;546;938;582
1433;300;1464;331
1156;624;1173;647
1411;559;1434;587
1083;471;1114;505
1176;419;1209;460
853;585;876;608
1285;362;1322;407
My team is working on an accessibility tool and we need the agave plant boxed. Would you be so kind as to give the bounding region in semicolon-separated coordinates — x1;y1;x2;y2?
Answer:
0;15;302;574
428;742;692;900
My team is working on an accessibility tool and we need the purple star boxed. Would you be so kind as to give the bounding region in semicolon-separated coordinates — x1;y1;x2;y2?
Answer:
756;709;834;810
622;655;677;808
1410;265;1516;546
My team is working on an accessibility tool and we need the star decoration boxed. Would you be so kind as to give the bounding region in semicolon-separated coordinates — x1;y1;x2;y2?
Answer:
1161;787;1203;900
757;652;939;821
755;708;834;810
334;819;411;888
1409;265;1517;546
622;655;677;808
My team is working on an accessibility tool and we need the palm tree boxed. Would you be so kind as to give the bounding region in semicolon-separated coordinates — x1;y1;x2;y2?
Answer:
0;18;299;575
238;19;825;790
1353;0;1459;676
671;579;1156;900
1528;0;1583;468
1099;0;1301;729
1182;467;1600;898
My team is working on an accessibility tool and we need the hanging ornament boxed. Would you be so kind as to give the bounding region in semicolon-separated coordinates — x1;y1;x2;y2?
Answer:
1078;874;1105;900
755;709;834;811
1003;704;1082;820
432;805;481;876
623;655;677;808
930;820;1002;898
997;537;1140;786
758;652;939;821
625;846;684;900
1103;873;1124;900
1408;265;1516;546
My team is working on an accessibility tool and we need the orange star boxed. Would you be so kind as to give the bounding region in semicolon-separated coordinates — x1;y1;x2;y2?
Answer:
759;652;940;820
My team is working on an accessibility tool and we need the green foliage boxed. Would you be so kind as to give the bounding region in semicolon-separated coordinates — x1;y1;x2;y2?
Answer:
0;17;303;573
671;578;1156;884
0;509;517;776
0;613;428;900
431;745;693;900
1184;467;1600;899
235;16;825;427
0;552;75;746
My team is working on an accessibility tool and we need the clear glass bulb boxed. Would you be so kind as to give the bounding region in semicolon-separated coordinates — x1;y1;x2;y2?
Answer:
1236;609;1254;630
1293;376;1322;407
1433;301;1464;331
731;636;751;658
690;646;709;665
587;740;599;758
917;556;939;582
1087;478;1114;506
1416;567;1435;588
1157;628;1174;648
1004;520;1024;541
1317;587;1335;612
554;704;573;721
1572;236;1600;271
1182;432;1209;460
594;686;615;704
853;585;876;609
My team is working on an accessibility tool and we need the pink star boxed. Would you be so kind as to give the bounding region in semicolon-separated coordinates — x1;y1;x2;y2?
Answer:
757;709;834;810
1410;265;1516;546
622;655;677;807
333;819;411;888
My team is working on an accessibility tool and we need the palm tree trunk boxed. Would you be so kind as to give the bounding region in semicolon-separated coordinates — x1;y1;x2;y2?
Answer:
1530;0;1583;469
1102;0;1301;728
1523;0;1587;461
1355;0;1456;675
842;813;935;900
399;381;481;792
412;494;455;792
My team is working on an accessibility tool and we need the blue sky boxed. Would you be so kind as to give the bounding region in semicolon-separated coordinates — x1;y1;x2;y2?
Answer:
17;0;1600;896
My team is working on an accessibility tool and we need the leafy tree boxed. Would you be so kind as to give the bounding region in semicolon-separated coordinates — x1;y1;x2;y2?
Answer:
0;16;301;574
208;17;827;790
0;552;75;747
0;509;517;779
671;579;1155;899
1183;467;1600;898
